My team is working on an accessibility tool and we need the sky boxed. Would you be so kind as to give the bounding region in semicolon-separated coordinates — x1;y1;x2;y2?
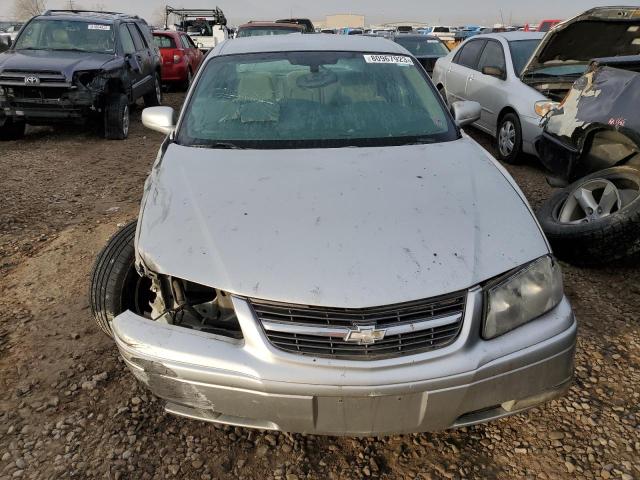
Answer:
1;0;638;26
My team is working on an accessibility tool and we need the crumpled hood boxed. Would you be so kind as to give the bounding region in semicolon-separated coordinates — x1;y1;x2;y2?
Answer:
137;138;548;307
0;50;115;81
521;6;640;79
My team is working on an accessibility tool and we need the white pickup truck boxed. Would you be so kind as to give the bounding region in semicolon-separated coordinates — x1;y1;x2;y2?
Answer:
165;7;229;52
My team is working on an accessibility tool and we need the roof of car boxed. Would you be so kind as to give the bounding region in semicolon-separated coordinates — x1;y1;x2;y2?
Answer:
393;34;442;41
238;22;303;29
477;31;545;42
217;33;408;56
38;10;140;22
153;30;181;36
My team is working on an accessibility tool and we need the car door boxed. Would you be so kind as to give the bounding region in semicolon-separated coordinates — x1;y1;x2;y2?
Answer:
126;23;154;98
119;23;146;100
444;39;485;104
465;39;507;133
180;34;201;72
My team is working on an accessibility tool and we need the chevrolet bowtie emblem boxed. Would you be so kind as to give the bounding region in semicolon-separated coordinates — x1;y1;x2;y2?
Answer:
344;325;386;345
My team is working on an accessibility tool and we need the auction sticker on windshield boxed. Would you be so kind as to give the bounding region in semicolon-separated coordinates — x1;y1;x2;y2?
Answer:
88;24;111;30
364;54;413;65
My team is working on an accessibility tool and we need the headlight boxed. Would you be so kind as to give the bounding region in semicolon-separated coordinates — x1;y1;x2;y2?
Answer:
74;70;101;87
534;100;559;117
483;256;563;339
152;274;243;339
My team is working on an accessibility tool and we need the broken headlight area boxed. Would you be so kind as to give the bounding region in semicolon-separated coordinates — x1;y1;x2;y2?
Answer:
73;70;107;91
148;274;243;339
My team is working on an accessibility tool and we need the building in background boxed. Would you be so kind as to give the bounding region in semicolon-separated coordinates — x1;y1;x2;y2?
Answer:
313;14;365;30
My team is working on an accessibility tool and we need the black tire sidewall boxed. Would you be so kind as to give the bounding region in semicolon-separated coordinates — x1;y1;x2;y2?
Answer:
0;118;26;141
537;166;640;265
89;221;139;336
104;93;129;140
497;112;523;165
144;73;162;106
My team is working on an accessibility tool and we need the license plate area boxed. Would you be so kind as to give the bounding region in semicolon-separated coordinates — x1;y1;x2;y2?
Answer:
314;392;428;434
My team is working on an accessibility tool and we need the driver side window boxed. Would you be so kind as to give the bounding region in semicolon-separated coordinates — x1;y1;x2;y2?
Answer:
477;41;506;76
119;24;135;55
453;40;486;70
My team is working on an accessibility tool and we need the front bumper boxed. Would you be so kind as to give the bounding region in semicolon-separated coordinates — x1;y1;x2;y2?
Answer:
520;114;544;156
0;89;99;121
112;289;576;435
161;62;188;83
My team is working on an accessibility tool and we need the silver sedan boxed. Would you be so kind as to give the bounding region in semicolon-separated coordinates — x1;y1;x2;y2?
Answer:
432;32;550;164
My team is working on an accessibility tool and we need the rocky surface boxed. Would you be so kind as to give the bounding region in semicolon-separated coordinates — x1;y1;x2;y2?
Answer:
0;93;638;479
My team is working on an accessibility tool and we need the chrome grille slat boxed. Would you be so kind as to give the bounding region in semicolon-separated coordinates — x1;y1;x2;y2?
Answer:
269;330;460;351
269;325;459;346
250;292;466;360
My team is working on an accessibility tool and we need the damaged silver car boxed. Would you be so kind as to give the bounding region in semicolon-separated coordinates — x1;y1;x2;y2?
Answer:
432;6;640;164
90;34;577;435
536;55;640;266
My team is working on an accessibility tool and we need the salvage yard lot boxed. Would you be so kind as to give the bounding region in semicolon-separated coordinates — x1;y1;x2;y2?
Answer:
0;92;638;480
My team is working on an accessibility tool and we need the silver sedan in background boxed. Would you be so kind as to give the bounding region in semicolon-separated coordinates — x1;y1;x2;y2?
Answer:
433;6;640;164
432;32;546;164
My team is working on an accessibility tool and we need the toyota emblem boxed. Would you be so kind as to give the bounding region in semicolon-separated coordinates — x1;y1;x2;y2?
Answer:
24;75;40;85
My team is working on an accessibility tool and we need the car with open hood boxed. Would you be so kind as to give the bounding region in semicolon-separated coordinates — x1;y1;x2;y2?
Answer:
90;34;576;435
432;6;640;164
535;55;640;266
0;9;162;140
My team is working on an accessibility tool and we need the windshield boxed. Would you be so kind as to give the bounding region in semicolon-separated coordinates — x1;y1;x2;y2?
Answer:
177;51;456;149
13;19;115;53
237;27;299;37
394;37;448;56
508;39;542;76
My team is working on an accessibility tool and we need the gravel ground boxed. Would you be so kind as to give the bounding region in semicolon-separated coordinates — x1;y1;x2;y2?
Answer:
0;92;638;480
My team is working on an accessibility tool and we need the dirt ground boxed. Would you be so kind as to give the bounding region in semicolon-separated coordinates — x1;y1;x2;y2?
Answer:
0;92;638;480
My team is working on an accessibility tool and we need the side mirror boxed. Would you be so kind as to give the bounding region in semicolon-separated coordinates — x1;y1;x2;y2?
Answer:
126;54;142;73
482;66;505;79
452;100;481;127
142;106;176;135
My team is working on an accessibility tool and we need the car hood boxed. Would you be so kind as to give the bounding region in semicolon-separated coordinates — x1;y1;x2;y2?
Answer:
137;138;549;308
0;49;115;81
521;6;640;79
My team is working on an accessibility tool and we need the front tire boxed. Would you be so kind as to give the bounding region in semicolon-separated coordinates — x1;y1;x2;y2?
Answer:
89;221;153;336
0;117;26;140
496;112;523;164
104;93;129;140
144;73;162;107
537;166;640;266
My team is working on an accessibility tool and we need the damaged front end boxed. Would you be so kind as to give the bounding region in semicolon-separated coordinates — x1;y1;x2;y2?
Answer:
143;270;243;339
0;68;114;123
536;57;640;182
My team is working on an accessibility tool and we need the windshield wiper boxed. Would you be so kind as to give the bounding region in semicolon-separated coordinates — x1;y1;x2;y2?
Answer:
192;142;245;149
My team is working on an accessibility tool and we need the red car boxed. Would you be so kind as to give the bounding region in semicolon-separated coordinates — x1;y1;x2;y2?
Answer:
153;30;203;89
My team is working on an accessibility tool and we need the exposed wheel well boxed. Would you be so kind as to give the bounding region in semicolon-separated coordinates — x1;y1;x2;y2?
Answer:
582;129;639;170
497;106;517;125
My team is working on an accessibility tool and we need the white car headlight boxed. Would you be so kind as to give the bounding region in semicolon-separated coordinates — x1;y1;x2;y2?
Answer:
534;100;559;118
483;255;563;339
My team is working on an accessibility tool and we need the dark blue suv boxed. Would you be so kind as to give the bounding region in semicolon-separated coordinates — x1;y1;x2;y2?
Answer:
0;10;162;140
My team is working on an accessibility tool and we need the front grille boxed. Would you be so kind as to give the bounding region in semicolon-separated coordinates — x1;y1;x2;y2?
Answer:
0;69;69;87
250;292;466;360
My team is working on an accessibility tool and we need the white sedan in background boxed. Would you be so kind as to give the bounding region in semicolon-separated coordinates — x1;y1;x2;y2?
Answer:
432;32;547;164
432;6;640;164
